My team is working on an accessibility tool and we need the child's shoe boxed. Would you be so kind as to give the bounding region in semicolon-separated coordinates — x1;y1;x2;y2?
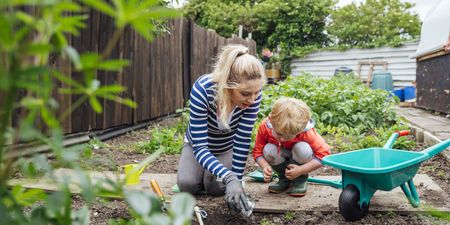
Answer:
268;161;290;193
286;174;308;197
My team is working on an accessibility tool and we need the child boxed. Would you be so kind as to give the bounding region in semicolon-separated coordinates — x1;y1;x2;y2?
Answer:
252;97;330;197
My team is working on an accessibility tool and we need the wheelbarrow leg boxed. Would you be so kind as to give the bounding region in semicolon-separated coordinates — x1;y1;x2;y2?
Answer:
400;179;420;208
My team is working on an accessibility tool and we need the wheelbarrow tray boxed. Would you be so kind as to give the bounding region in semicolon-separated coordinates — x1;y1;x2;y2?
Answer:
322;147;428;191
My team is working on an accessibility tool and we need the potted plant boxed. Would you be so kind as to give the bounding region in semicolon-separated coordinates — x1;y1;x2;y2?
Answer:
261;48;281;82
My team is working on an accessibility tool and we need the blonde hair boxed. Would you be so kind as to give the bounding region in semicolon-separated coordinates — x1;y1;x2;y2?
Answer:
270;97;311;140
211;44;266;128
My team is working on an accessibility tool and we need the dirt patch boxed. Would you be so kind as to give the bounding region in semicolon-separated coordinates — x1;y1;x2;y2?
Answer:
70;119;450;224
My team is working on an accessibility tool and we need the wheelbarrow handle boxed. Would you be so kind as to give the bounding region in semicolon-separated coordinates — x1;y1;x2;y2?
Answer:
384;130;410;149
395;130;410;136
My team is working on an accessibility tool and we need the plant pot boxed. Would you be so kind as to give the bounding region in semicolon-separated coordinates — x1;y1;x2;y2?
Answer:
266;69;280;80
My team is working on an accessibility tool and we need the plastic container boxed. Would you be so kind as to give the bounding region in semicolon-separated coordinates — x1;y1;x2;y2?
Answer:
371;71;393;91
392;89;405;102
334;67;353;76
404;86;416;100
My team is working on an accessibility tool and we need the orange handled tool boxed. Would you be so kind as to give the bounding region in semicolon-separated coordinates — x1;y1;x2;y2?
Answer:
150;179;168;211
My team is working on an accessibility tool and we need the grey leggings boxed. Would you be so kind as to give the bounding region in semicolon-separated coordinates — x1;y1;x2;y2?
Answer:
263;142;313;165
177;142;232;196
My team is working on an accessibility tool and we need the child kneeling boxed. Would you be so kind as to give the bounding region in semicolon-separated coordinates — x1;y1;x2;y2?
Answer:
252;97;331;197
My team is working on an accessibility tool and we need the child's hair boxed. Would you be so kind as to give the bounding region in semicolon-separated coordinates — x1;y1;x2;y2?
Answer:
270;97;311;140
211;44;266;128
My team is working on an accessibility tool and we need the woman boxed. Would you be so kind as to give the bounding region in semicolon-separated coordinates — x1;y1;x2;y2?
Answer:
177;44;266;212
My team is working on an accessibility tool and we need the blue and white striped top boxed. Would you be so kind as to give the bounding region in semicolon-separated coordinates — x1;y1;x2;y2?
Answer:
186;74;262;180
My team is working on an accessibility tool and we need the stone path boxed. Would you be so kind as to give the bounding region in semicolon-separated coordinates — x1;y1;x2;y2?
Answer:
9;169;450;214
395;106;450;161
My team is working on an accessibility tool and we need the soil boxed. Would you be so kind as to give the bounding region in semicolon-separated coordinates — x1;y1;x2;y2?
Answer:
71;117;450;225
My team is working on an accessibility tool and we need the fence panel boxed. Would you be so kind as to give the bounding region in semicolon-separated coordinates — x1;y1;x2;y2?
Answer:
3;13;256;134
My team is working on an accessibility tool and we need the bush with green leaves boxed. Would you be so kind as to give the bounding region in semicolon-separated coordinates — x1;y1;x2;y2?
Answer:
183;0;333;50
260;74;398;130
327;0;420;48
0;0;195;224
258;74;415;152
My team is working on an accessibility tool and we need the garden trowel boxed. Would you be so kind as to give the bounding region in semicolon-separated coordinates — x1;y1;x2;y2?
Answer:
150;179;169;212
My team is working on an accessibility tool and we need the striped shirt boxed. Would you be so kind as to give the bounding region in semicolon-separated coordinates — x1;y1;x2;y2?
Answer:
186;74;262;180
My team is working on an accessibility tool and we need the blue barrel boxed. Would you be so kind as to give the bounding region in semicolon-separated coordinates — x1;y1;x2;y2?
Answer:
392;89;405;102
371;71;393;91
404;86;416;100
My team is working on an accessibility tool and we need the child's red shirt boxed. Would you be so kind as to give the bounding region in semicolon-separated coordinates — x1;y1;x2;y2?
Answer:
252;118;331;163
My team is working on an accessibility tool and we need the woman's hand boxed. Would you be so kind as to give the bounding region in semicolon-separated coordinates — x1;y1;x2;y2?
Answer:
262;166;273;183
285;164;303;180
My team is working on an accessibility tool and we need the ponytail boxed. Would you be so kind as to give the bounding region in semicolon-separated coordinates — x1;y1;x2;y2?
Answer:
211;44;265;128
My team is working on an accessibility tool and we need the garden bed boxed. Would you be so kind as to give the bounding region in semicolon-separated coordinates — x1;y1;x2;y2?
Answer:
72;118;450;225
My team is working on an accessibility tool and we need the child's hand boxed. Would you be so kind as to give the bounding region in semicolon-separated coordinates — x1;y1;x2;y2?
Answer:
262;166;273;183
285;164;302;180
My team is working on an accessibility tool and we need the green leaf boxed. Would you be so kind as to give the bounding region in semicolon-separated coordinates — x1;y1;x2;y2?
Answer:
146;214;170;225
40;107;59;128
125;190;151;216
73;206;90;225
77;170;95;204
64;46;82;70
89;96;103;113
51;70;83;89
15;11;35;24
11;186;47;206
98;59;129;71
170;193;195;220
121;98;137;108
96;85;126;94
20;43;53;55
81;0;116;17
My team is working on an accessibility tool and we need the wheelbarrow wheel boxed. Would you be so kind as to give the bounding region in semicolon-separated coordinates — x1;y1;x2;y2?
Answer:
339;184;370;221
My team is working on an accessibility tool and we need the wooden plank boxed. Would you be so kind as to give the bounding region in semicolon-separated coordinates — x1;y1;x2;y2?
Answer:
121;26;134;125
182;19;191;103
71;9;94;133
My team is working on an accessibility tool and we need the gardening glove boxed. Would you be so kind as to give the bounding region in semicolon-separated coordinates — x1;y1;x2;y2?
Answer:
223;173;250;212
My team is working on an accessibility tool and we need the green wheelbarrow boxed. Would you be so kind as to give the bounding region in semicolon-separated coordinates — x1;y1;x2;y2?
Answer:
319;130;450;221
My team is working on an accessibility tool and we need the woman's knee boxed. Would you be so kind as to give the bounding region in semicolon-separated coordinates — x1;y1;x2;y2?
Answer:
177;176;203;195
292;142;313;164
205;182;225;196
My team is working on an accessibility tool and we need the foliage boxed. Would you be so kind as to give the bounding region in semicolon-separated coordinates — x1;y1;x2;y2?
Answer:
283;211;295;222
135;106;188;155
260;74;398;130
183;0;334;50
0;0;195;224
184;0;421;76
327;0;420;48
259;74;415;152
135;126;185;155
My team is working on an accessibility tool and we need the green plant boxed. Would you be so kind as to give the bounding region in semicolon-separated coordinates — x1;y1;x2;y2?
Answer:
327;0;420;48
259;217;275;225
254;74;415;152
0;0;195;224
135;126;184;155
423;205;450;222
284;211;295;222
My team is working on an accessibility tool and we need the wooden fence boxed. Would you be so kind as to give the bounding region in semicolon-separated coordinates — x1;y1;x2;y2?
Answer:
7;13;256;134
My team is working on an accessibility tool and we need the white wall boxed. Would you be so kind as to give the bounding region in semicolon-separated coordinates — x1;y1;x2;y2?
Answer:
291;42;418;87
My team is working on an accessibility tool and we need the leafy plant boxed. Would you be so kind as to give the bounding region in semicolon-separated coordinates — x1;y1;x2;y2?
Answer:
256;74;415;152
327;0;420;48
259;217;275;225
135;126;184;155
283;211;295;222
0;0;195;224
